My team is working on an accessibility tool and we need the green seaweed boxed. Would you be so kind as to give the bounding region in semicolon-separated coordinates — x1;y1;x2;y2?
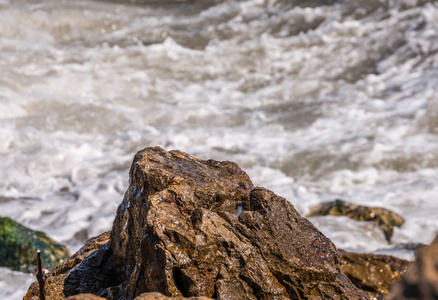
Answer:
0;217;70;273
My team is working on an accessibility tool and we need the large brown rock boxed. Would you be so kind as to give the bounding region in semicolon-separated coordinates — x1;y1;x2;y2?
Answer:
25;147;366;300
385;235;438;300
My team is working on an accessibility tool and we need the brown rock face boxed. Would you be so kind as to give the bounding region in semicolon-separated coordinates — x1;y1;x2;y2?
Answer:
64;292;211;300
339;252;409;299
25;147;366;300
385;235;438;300
65;294;107;300
107;147;365;299
134;292;212;300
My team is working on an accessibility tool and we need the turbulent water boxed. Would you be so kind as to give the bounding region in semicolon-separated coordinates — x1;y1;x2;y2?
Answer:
1;0;438;297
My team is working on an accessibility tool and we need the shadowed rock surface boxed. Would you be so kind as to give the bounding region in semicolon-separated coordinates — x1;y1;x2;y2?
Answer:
24;231;110;299
307;199;405;242
0;217;70;273
25;147;366;299
339;252;409;299
385;235;438;300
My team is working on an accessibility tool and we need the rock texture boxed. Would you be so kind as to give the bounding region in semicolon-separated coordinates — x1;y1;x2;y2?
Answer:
339;252;409;299
0;216;70;273
65;294;107;300
25;147;366;300
385;235;438;300
134;292;212;300
24;231;110;299
307;199;405;242
64;292;211;300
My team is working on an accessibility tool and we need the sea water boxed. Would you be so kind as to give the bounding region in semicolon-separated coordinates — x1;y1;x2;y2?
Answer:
1;0;438;298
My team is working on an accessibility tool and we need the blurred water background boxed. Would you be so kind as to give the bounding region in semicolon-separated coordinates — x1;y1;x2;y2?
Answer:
1;0;438;297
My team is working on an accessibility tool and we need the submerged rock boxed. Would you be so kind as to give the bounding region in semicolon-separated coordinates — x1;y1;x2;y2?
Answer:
0;217;70;273
385;235;438;300
339;252;409;299
25;147;366;300
307;199;405;242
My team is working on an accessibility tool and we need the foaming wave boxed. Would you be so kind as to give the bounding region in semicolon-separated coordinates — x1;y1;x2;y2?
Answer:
0;3;438;294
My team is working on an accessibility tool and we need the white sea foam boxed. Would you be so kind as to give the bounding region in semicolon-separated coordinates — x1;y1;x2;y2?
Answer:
1;0;438;298
0;267;34;299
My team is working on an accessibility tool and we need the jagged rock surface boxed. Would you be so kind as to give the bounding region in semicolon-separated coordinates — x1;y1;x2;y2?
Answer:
339;252;409;299
65;294;107;300
133;292;212;300
24;231;110;299
307;199;405;242
385;235;438;300
25;147;366;300
64;292;211;300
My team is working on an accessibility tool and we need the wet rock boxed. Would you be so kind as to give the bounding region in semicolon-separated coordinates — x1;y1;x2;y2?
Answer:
0;217;70;273
24;147;366;300
24;231;110;300
385;235;438;300
307;199;405;242
64;292;212;300
339;252;409;299
106;147;365;299
64;294;106;300
134;292;212;299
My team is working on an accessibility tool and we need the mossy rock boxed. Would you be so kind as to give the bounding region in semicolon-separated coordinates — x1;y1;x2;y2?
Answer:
0;217;70;273
307;199;405;242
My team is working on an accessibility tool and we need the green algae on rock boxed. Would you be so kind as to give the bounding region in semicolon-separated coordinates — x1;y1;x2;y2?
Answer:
307;199;405;242
0;217;70;273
